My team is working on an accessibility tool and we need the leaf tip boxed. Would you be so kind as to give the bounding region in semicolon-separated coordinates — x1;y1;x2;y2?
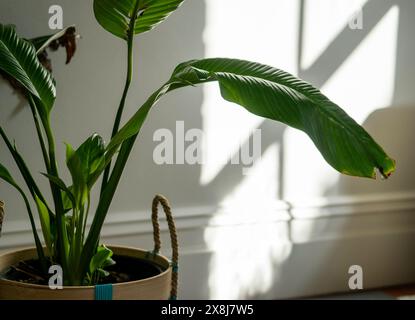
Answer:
379;157;396;180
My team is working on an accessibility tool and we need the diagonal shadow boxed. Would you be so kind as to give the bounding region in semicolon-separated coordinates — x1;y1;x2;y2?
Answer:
201;119;286;202
298;0;395;88
201;0;404;208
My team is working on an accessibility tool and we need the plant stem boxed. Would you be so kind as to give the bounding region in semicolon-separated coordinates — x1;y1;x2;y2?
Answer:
44;120;71;283
100;5;138;195
82;1;143;282
28;96;51;173
82;195;91;243
79;90;160;279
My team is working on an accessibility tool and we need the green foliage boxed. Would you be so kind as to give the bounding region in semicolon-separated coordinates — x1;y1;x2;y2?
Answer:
93;0;185;40
88;244;115;284
0;1;396;285
0;24;55;120
0;163;47;272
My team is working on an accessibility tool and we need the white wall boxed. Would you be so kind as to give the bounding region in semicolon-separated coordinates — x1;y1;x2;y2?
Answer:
1;0;415;299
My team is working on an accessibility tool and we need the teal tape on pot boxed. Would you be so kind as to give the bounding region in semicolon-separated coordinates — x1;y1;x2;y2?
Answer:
95;284;113;300
171;262;178;273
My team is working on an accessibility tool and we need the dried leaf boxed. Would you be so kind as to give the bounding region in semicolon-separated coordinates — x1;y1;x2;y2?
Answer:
46;26;77;65
1;26;78;115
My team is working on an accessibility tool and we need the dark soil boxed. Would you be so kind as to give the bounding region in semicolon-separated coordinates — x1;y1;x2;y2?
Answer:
0;255;164;286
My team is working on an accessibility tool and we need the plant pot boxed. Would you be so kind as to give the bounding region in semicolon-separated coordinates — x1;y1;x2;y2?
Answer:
0;195;179;300
0;245;172;300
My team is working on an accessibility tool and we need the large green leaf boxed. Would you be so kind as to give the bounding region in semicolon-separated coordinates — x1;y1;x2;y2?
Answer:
83;58;397;280
93;0;185;40
0;24;56;113
110;58;395;179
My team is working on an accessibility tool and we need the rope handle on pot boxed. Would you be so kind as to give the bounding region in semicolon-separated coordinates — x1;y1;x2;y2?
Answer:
151;194;179;300
0;201;4;237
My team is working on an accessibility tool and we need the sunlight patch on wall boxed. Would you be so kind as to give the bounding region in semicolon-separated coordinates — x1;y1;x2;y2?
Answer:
205;146;292;299
301;0;368;70
284;4;400;201
322;5;399;123
220;144;280;213
200;0;299;185
206;221;292;299
201;0;300;299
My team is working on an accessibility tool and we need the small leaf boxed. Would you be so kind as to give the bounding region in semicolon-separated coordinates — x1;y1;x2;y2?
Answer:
93;0;185;40
89;244;114;275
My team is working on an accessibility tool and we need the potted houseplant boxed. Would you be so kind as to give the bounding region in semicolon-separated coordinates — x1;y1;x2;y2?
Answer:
0;0;395;300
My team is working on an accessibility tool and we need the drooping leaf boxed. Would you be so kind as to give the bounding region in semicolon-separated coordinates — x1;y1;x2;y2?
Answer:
109;58;395;179
93;0;185;40
0;24;56;114
81;57;398;278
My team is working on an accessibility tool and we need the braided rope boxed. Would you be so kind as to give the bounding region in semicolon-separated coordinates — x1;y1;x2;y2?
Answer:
0;201;4;237
151;194;179;300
